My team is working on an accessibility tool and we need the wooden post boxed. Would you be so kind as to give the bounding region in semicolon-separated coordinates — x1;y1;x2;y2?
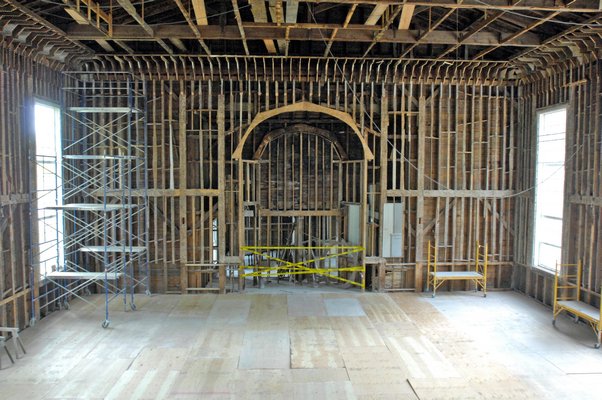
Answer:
217;94;226;294
415;91;426;292
178;83;188;294
379;91;389;257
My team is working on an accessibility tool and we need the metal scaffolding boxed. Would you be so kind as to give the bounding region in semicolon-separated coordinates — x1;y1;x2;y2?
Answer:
30;72;149;328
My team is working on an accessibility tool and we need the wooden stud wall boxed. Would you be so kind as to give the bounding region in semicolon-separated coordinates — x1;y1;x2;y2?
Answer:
122;62;518;293
514;60;602;309
0;48;62;328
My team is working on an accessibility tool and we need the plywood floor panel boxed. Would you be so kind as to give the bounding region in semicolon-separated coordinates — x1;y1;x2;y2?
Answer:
3;291;602;399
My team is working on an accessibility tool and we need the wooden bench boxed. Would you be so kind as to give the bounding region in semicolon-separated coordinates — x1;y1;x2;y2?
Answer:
427;241;488;298
553;260;601;349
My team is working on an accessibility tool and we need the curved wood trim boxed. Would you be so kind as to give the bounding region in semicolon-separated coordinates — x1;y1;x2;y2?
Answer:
231;101;374;160
252;123;349;160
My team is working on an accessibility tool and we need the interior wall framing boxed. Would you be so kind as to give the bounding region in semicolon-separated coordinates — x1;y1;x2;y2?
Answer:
85;57;517;294
514;59;602;310
0;47;62;329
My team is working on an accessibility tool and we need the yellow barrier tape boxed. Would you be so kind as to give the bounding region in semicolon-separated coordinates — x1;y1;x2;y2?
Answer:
240;245;365;288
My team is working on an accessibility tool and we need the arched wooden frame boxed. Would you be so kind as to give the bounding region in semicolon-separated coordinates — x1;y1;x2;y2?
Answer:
231;101;374;160
252;123;349;161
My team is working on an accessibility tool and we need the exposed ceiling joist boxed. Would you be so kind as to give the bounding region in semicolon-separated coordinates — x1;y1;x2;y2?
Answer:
191;0;208;25
231;0;250;55
67;23;543;48
365;3;388;25
323;4;357;56
363;5;404;56
299;0;602;13
285;0;299;55
250;0;278;54
172;0;211;55
116;0;173;54
474;11;560;59
400;5;459;57
398;4;415;29
437;10;504;59
269;0;286;53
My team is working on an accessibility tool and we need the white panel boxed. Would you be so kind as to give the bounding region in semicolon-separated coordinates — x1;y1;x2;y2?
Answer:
347;204;361;245
382;203;403;257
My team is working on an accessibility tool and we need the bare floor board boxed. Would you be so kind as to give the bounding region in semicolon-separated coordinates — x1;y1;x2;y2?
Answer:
1;291;602;399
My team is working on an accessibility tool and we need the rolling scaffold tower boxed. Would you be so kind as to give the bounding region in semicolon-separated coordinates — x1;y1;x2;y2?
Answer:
30;72;149;328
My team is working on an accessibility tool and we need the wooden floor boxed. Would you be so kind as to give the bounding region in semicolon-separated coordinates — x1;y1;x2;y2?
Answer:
1;288;601;399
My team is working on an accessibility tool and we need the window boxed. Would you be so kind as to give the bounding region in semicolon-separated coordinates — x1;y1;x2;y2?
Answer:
35;101;63;275
533;107;566;271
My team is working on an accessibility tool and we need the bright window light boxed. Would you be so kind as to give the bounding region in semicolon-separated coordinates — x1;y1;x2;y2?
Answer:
533;107;566;272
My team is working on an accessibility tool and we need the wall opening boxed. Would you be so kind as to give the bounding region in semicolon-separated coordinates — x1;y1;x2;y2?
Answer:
34;101;63;276
533;106;567;272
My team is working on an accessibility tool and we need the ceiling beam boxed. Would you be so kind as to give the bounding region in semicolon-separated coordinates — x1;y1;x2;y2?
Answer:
172;0;211;55
116;0;173;54
191;0;208;25
4;0;93;57
63;1;115;52
510;12;602;62
67;23;542;47
400;5;459;57
437;10;504;59
231;0;250;55
268;0;286;53
473;11;560;59
249;0;278;54
285;0;299;55
363;5;404;56
365;3;388;25
299;0;602;13
323;4;357;56
398;4;415;29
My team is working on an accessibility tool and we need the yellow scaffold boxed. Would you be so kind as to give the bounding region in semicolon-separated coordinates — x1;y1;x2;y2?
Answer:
240;245;365;289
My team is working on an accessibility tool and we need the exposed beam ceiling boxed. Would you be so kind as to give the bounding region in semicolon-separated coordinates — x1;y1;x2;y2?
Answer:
172;0;211;55
250;0;278;54
398;4;415;29
116;0;173;54
365;3;388;25
323;4;357;56
191;0;208;25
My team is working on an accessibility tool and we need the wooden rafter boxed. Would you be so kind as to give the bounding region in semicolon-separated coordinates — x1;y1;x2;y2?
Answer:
363;5;404;56
250;0;278;54
285;0;299;55
323;4;357;56
172;0;211;55
398;4;415;29
400;5;460;58
191;0;208;25
116;0;173;54
365;3;388;25
269;0;286;53
473;11;560;59
436;10;504;59
231;0;250;55
63;0;114;52
299;0;602;13
66;23;542;48
510;12;602;63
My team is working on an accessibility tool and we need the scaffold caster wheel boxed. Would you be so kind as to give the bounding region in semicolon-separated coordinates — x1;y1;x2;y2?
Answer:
552;319;556;326
595;343;600;349
145;289;151;296
130;303;137;311
29;318;36;327
64;301;70;310
431;293;435;298
102;320;110;329
84;288;92;296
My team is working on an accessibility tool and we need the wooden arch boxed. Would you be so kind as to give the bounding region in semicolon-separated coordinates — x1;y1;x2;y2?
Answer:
252;124;349;161
231;101;374;160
